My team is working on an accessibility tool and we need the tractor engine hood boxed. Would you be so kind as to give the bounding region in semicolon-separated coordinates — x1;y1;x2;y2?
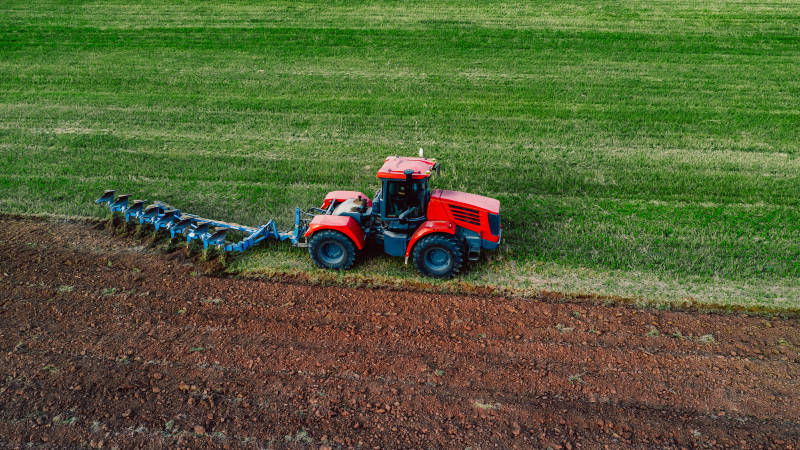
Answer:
433;189;500;214
428;189;502;246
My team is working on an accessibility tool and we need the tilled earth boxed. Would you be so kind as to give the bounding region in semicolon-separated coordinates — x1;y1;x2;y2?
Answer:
0;216;798;449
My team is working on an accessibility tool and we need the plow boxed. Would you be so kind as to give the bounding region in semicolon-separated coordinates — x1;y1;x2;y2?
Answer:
96;152;501;278
96;190;305;252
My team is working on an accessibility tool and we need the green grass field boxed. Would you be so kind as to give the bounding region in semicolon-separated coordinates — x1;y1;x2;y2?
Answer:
1;0;799;310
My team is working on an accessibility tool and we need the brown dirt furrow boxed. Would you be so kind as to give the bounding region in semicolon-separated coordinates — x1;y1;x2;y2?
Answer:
0;216;798;449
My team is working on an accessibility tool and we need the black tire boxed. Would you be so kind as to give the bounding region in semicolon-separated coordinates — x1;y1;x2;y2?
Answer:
308;230;356;270
412;234;465;279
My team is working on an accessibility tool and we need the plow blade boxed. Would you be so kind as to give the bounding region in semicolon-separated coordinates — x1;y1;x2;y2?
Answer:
124;200;146;221
140;206;164;225
154;210;178;230
96;190;116;205
95;190;306;253
109;194;131;213
186;222;209;243
204;229;227;249
225;222;274;252
170;218;195;238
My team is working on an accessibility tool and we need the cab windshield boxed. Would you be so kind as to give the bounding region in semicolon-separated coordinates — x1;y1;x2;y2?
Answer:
384;179;428;219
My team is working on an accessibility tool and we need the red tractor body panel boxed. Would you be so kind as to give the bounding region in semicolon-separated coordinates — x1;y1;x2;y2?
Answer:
427;189;501;244
321;191;372;209
377;156;436;180
304;215;366;250
436;190;500;214
405;220;456;258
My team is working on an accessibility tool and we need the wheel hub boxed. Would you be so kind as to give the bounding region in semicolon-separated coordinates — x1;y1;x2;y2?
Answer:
426;248;450;269
321;242;344;263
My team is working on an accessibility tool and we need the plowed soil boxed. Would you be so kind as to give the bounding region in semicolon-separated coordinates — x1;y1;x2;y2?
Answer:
0;216;798;449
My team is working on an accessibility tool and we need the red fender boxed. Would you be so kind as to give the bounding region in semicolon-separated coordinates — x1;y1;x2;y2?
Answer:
304;215;365;250
405;220;456;258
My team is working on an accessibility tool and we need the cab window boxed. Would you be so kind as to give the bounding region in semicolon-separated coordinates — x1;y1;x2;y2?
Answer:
384;179;427;219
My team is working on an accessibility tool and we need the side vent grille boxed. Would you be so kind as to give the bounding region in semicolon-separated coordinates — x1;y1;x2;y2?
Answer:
449;205;481;226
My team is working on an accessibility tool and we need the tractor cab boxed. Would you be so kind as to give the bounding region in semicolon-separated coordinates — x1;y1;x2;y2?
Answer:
372;156;438;256
373;156;437;227
382;177;428;221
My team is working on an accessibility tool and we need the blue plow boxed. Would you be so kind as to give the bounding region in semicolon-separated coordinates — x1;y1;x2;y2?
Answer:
95;190;305;251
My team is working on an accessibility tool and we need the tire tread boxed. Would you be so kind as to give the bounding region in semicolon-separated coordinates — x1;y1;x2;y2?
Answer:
308;230;356;270
412;234;465;278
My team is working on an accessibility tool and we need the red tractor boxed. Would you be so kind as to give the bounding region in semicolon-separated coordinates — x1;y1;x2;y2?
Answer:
96;153;501;278
303;154;501;278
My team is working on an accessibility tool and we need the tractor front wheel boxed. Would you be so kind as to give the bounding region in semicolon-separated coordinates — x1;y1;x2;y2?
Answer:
308;230;356;270
412;234;465;279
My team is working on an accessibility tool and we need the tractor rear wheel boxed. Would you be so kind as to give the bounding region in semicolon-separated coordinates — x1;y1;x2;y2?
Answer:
412;234;465;279
308;230;356;270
